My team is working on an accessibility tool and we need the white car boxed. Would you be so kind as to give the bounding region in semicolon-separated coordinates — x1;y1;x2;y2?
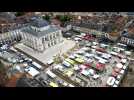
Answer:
47;59;54;65
74;37;81;41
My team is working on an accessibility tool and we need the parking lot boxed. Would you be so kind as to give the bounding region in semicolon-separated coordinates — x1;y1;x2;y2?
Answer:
47;33;131;87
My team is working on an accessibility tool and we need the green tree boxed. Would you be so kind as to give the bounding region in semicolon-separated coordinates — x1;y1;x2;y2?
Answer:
111;25;117;32
42;15;50;21
15;12;25;17
53;54;62;64
56;15;72;24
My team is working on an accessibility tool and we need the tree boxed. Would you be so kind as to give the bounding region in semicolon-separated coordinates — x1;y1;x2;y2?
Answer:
42;15;50;21
62;53;68;59
15;12;25;17
111;25;118;33
53;54;62;64
55;15;72;25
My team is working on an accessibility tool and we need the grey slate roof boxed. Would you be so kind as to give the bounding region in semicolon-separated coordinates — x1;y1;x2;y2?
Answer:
22;25;60;38
30;16;49;28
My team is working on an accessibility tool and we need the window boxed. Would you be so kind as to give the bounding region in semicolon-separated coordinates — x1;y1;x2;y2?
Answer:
48;43;50;47
42;38;44;43
54;40;56;44
45;36;48;41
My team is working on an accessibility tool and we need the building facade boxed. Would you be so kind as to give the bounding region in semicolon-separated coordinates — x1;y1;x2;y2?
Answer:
120;36;134;47
21;19;63;52
0;29;22;43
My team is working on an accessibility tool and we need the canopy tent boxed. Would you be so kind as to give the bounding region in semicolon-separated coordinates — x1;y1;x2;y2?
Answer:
110;51;118;56
88;69;95;75
79;65;87;70
112;71;119;77
116;63;123;69
62;61;71;67
120;69;125;74
76;50;85;55
25;67;40;77
65;58;75;65
69;55;76;59
46;70;56;78
98;59;106;64
75;58;84;63
54;65;63;69
123;65;127;70
32;62;42;69
49;82;58;87
68;84;75;87
114;67;121;73
81;69;90;76
74;65;80;71
81;47;89;51
65;70;73;77
121;59;127;64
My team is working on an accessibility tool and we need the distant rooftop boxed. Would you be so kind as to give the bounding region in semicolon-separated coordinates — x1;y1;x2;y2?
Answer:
22;25;60;38
30;16;49;28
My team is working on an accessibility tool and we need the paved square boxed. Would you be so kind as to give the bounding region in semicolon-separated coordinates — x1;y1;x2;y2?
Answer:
14;38;76;64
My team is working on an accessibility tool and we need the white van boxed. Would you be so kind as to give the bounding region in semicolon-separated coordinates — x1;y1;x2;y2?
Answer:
32;62;42;69
46;70;57;79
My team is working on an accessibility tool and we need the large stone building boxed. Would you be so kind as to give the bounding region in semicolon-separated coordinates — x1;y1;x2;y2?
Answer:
21;17;63;52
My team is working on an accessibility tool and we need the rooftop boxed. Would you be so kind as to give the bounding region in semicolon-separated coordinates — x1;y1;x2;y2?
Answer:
22;25;60;37
30;16;49;28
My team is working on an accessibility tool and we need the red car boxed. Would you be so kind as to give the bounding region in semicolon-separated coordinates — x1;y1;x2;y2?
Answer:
83;63;92;68
95;63;105;71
